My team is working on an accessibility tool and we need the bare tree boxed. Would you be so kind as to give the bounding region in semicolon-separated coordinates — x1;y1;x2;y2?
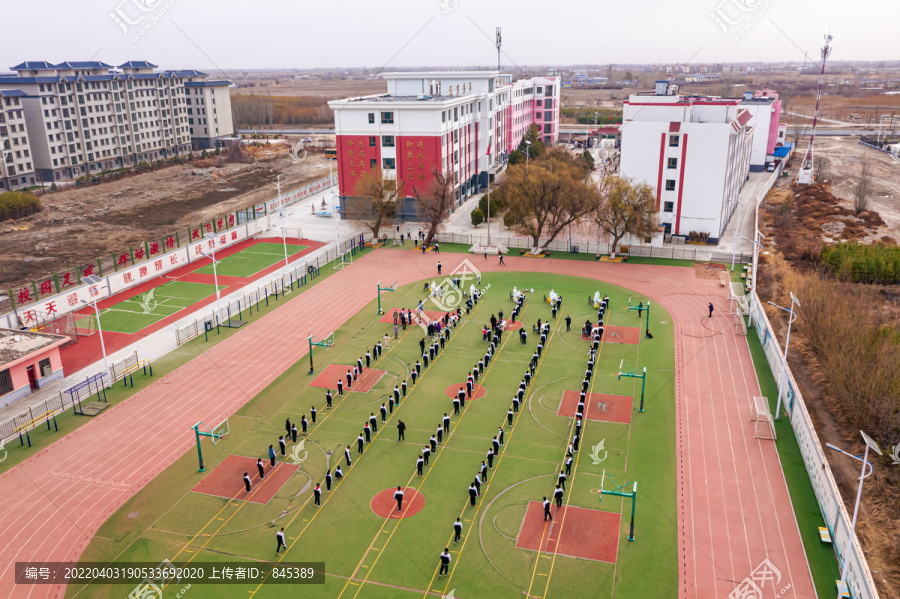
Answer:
853;156;872;214
352;169;405;239
414;169;454;246
497;149;596;252
589;175;659;253
815;156;829;182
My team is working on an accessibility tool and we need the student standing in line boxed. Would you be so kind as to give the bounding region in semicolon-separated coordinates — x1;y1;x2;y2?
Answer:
380;403;388;423
453;518;463;544
358;432;366;452
543;497;553;521
291;423;298;443
301;415;308;434
394;486;405;512
325;469;333;491
345;445;352;466
313;483;322;507
243;472;252;492
554;484;564;508
268;445;277;467
468;483;479;506
416;455;424;476
279;436;286;456
257;459;265;480
326;389;333;407
397;419;406;441
369;413;378;433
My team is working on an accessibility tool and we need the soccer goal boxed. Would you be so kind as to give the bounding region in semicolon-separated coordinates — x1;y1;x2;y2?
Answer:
749;396;776;440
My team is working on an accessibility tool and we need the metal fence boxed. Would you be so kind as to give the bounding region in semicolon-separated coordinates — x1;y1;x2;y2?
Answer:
175;234;369;346
0;351;143;445
431;232;752;264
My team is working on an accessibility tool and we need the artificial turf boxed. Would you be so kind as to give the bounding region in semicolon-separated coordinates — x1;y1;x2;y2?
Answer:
194;242;309;278
75;281;225;334
71;271;678;599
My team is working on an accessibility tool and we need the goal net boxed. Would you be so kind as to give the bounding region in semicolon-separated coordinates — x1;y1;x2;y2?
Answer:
749;396;776;440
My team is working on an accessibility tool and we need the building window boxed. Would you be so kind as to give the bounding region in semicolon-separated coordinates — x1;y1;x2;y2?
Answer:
668;134;679;147
537;99;542;107
665;179;676;191
368;113;375;124
454;107;458;121
39;358;51;375
370;159;376;168
0;369;12;396
663;201;674;213
544;111;551;121
667;157;678;169
382;157;395;169
369;136;377;147
381;135;395;147
380;112;393;124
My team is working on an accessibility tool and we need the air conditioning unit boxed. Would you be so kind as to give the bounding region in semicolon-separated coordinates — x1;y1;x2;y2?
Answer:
42;364;53;377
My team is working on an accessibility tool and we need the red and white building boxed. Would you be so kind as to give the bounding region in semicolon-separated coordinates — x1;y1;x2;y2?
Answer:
619;82;756;241
328;71;559;211
0;328;66;406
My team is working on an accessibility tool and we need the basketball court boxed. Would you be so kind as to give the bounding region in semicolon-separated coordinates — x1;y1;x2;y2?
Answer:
308;364;386;393
515;501;620;563
602;325;641;345
191;454;299;505
557;390;634;424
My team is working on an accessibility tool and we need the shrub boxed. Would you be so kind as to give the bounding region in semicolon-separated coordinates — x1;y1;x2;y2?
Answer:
470;208;484;227
820;242;900;285
0;190;42;221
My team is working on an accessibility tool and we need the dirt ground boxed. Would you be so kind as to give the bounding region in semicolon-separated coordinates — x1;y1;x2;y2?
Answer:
0;143;334;292
758;150;900;599
229;75;387;99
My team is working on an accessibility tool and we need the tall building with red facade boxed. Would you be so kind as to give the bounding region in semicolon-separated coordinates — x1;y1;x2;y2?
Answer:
328;71;560;213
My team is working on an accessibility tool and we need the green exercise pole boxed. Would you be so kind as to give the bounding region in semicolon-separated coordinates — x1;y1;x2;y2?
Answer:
599;474;637;541
627;300;652;338
376;282;395;315
192;423;205;472
618;362;647;412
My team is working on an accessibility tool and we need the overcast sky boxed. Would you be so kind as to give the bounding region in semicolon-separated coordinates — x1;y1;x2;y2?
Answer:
2;0;897;74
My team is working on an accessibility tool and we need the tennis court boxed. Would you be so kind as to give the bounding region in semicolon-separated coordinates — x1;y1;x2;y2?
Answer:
194;242;309;278
76;280;224;334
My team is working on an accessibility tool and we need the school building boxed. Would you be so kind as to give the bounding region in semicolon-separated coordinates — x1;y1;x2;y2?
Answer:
328;71;560;218
0;328;67;406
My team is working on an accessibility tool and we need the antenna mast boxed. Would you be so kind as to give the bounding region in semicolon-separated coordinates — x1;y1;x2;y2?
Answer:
496;27;502;73
797;34;832;185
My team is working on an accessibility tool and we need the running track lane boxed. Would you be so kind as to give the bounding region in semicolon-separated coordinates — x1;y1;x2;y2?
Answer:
0;251;814;598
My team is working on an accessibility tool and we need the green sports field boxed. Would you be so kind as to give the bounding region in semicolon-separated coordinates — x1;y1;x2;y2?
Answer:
194;242;309;278
76;281;225;334
73;272;678;599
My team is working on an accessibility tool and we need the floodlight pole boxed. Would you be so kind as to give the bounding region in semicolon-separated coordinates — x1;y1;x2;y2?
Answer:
80;290;112;389
730;199;744;271
826;431;881;599
767;292;800;420
741;232;765;312
525;140;531;168
279;211;289;270
203;233;223;327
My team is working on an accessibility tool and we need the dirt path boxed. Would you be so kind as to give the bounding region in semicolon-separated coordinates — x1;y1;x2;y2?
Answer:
0;150;333;292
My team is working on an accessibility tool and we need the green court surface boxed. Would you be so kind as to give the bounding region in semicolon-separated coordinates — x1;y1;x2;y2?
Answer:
74;272;678;599
194;242;309;278
76;281;224;334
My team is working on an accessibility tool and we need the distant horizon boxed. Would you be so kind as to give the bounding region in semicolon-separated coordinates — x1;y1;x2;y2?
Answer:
2;0;898;75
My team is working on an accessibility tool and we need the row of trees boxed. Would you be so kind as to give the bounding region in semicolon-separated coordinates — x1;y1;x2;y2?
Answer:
349;139;658;253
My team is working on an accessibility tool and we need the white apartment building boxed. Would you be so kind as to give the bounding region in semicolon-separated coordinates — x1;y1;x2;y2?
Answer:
328;71;559;212
619;82;754;241
0;61;233;184
0;89;35;190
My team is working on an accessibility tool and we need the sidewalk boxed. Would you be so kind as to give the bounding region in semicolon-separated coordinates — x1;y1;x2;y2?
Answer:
0;184;342;423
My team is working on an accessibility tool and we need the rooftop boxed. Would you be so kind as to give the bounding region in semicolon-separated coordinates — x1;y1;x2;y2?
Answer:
0;329;67;366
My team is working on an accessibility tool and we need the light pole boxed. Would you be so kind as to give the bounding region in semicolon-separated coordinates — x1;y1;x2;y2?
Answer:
730;198;744;271
203;233;224;327
826;431;882;599
278;211;290;270
80;274;111;388
486;166;492;249
767;292;799;420
741;232;765;310
525;140;531;168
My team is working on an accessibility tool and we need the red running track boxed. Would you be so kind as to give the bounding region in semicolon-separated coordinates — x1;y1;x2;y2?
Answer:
0;249;814;598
